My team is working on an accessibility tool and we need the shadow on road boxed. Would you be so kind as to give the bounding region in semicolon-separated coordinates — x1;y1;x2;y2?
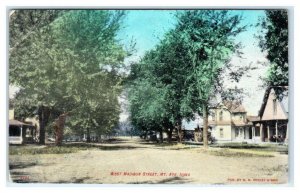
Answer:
9;161;54;183
128;176;191;184
96;145;141;151
53;176;91;183
9;161;53;170
61;142;143;151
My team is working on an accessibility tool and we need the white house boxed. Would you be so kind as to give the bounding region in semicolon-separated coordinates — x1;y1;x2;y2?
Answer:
208;101;253;142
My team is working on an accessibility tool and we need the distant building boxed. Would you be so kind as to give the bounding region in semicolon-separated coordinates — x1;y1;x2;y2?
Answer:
8;107;38;144
208;101;253;142
9;119;36;144
251;87;288;143
208;87;289;143
9;109;14;120
24;116;40;138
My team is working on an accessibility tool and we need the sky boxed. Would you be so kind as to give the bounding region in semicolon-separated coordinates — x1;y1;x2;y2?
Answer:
118;10;269;120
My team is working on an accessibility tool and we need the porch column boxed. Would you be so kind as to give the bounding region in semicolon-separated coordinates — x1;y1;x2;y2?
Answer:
20;126;23;144
275;121;278;143
260;123;264;142
285;122;288;143
267;125;270;142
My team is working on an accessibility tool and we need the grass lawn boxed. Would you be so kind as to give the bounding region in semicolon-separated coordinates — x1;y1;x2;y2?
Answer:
9;140;288;158
210;142;288;152
9;143;97;155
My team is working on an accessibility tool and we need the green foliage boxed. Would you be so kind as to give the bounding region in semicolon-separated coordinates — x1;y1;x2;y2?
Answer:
174;10;246;106
11;89;37;120
257;10;288;86
128;79;170;132
9;10;128;142
9;10;64;54
130;10;245;130
128;10;246;145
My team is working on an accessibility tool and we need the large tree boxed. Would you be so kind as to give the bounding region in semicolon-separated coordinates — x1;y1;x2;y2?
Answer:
9;10;127;144
10;10;72;144
174;10;246;148
128;77;171;142
128;10;247;147
257;10;288;87
52;10;127;142
127;39;191;143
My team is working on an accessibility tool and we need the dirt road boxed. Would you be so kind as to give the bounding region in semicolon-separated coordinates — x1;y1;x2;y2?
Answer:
8;137;288;184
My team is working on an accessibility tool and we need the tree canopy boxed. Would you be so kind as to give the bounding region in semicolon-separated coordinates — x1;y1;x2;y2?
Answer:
128;10;246;147
9;10;128;144
257;10;288;86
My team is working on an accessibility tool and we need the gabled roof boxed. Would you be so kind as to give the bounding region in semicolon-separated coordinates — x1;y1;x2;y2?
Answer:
258;86;288;118
223;101;246;113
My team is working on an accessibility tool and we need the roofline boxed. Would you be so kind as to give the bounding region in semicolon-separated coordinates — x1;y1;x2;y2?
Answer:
212;101;247;114
258;86;288;117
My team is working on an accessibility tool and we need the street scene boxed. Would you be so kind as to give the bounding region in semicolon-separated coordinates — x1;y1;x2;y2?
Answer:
9;137;288;184
8;9;289;184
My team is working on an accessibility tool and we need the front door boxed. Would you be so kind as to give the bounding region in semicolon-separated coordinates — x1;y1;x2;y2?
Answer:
235;127;244;140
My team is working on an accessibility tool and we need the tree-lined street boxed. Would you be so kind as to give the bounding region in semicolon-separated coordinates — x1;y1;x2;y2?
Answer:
8;9;289;185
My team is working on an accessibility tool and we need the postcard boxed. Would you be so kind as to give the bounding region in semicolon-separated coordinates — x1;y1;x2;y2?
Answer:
8;9;289;185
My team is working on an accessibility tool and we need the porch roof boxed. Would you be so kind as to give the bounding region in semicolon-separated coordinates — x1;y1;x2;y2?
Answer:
247;116;260;122
9;119;32;126
231;120;252;127
208;120;251;127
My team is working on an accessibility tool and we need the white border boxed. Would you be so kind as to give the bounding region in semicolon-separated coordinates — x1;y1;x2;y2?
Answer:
1;0;299;193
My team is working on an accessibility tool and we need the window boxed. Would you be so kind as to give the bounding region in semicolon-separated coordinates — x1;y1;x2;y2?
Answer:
273;99;277;115
235;128;239;137
212;113;215;121
219;111;223;121
255;127;260;137
220;128;224;138
240;114;243;121
9;126;21;137
26;128;33;137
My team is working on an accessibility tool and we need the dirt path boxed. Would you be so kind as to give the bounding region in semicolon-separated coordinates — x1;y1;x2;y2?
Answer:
8;137;288;184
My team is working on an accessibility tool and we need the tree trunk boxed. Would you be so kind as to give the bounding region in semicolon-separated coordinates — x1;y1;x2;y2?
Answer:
38;111;45;145
203;103;208;148
38;106;50;145
86;127;91;143
54;113;68;146
176;119;182;143
167;127;173;143
159;129;163;143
